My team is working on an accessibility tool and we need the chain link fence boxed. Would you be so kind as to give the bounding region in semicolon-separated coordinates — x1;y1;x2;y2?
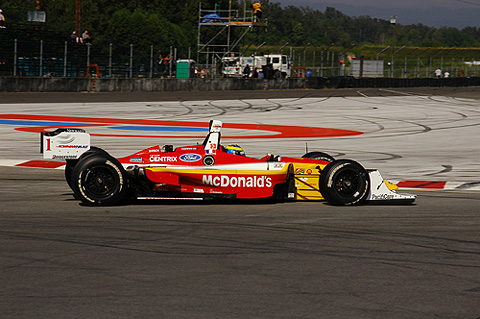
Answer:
2;37;480;79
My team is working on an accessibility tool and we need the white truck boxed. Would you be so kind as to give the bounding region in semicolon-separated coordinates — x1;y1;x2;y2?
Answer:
265;54;291;78
221;54;291;78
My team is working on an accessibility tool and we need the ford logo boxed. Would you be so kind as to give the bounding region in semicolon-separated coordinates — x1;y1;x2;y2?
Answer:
180;153;202;162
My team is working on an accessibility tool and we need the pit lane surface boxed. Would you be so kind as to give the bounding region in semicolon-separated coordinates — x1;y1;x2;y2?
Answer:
1;88;480;318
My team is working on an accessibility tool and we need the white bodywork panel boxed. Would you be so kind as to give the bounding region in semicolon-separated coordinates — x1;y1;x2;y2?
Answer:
41;128;90;159
367;170;416;203
204;120;222;154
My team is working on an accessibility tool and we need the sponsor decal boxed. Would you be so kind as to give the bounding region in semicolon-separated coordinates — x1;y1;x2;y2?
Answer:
53;155;79;159
57;144;89;149
149;149;161;153
179;153;202;162
295;168;313;175
180;147;198;150
194;188;204;193
130;157;142;163
205;149;216;155
371;194;395;200
202;175;272;188
149;155;178;162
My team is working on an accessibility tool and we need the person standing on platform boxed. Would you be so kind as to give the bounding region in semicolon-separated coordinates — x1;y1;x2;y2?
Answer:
252;2;262;22
0;9;6;29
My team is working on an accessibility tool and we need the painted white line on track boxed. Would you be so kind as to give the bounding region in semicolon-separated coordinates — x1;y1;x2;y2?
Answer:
356;90;369;98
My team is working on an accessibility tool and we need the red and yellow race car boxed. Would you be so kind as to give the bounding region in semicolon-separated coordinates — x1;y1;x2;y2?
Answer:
41;120;416;206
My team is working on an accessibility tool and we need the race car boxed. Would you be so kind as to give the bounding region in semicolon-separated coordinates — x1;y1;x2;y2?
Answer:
40;120;416;206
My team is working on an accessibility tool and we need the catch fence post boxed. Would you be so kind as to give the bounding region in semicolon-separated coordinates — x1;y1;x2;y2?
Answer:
13;39;17;76
149;45;153;78
129;44;133;78
64;41;67;77
169;46;172;78
109;43;112;78
320;50;324;77
39;40;43;77
86;42;90;70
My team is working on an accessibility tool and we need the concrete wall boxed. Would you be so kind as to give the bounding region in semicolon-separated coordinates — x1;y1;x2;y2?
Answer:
1;76;480;92
0;77;308;92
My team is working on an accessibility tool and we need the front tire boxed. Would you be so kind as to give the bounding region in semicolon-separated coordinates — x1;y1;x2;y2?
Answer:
319;160;370;206
302;151;335;162
71;155;127;206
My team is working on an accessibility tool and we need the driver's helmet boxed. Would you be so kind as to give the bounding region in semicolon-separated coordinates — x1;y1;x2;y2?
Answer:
225;144;245;156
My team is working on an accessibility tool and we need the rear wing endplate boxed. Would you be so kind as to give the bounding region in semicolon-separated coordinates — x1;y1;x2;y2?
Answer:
41;128;90;160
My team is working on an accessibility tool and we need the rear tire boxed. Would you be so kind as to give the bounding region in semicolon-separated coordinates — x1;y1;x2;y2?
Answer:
65;147;109;189
319;159;369;206
71;155;127;206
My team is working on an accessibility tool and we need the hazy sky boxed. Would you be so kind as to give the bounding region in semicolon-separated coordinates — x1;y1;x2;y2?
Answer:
274;0;480;28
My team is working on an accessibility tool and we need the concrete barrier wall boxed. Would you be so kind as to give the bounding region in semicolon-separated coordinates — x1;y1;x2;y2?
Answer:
1;76;480;92
0;77;308;92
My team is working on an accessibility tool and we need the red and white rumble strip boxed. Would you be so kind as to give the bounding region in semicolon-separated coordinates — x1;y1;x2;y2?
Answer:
390;180;480;191
2;159;66;169
2;159;479;191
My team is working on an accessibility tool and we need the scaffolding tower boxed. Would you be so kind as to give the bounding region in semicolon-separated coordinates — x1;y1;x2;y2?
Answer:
197;1;267;64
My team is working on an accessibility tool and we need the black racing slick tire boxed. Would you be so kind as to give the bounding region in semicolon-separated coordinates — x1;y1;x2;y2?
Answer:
65;146;110;190
301;151;335;162
70;155;127;206
319;159;370;206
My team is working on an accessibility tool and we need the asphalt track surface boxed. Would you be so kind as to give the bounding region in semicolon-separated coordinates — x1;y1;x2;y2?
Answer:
1;88;480;318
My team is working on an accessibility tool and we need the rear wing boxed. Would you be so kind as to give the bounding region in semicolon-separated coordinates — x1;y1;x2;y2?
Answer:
41;128;90;159
203;120;222;154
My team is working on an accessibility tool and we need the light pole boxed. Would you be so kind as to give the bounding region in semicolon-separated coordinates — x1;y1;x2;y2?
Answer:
390;15;397;77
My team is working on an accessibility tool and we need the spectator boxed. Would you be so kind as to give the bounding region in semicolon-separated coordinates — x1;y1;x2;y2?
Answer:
252;2;262;22
0;9;6;29
243;64;250;78
434;68;442;78
71;31;83;44
444;71;450;78
82;30;91;44
155;51;163;73
163;53;171;74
